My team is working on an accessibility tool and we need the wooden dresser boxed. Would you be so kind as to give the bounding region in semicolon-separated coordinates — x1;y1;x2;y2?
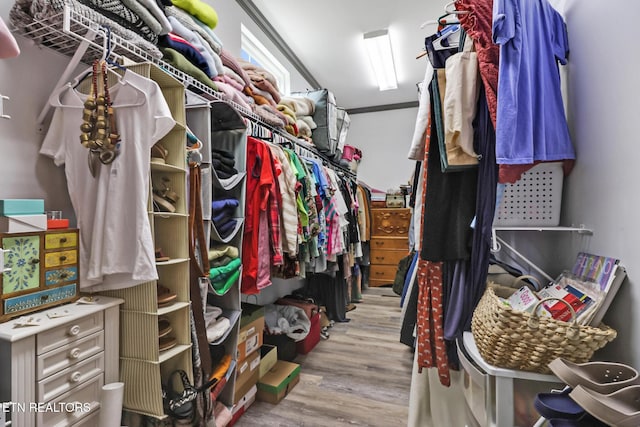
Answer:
369;208;411;287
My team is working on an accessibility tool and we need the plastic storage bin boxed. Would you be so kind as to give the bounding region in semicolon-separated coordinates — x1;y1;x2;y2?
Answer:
494;162;564;226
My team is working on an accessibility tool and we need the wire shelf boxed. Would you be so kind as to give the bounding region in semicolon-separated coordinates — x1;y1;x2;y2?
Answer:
13;5;356;177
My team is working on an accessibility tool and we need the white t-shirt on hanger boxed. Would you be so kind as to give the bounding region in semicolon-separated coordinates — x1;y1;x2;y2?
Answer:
41;70;175;291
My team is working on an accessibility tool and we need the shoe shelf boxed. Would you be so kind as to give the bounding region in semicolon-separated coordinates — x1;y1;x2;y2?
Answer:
151;171;187;215
157;301;191;316
158;344;192;364
152;212;188;219
153;215;188;260
151;163;187;174
98;63;193;419
154;257;189;267
120;304;191;361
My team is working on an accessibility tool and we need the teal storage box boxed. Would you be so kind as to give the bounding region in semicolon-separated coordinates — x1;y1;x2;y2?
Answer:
0;199;45;215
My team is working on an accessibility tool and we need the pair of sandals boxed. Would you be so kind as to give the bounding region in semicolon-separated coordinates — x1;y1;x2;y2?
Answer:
151;143;169;165
536;358;640;426
153;176;180;213
158;316;177;352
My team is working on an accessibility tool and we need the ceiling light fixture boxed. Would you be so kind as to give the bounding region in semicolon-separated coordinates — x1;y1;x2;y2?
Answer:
363;29;398;91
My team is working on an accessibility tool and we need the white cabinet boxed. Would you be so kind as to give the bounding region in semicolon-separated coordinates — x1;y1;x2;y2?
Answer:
0;296;122;427
458;332;563;427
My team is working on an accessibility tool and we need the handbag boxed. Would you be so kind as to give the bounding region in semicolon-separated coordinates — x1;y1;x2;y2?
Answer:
163;370;197;421
393;251;415;296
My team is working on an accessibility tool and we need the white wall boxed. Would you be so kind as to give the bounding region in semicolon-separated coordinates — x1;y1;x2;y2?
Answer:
0;3;74;216
210;1;312;93
556;0;640;365
497;1;639;366
349;107;418;191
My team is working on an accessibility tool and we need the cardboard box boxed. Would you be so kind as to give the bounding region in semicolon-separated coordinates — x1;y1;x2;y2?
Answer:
259;345;278;379
233;350;260;404
0;199;45;215
237;303;264;363
228;385;256;427
256;360;300;404
0;214;47;233
240;302;264;328
232;385;257;416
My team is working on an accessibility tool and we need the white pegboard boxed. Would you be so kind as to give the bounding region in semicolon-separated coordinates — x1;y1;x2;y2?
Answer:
494;162;564;226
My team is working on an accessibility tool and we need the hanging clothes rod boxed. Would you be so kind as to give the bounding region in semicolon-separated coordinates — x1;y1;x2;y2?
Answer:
20;5;356;178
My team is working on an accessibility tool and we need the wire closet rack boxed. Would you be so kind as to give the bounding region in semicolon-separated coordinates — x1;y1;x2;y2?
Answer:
13;4;356;177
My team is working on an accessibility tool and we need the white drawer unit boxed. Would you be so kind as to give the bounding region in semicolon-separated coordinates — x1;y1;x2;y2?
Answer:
36;330;104;380
36;311;103;355
37;352;104;402
36;373;103;427
0;296;122;427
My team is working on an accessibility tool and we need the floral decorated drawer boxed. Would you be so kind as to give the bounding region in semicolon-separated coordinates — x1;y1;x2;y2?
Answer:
2;234;41;294
1;229;79;322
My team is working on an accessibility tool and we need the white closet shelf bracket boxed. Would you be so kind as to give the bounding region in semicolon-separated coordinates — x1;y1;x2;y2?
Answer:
0;94;10;120
35;7;98;128
490;225;593;283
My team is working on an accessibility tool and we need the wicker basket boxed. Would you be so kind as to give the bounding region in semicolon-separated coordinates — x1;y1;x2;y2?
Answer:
471;284;617;374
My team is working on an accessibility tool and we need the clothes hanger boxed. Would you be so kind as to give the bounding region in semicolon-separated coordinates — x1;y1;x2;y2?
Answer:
101;26;126;72
432;25;461;50
443;1;470;15
71;26;123;91
419;1;468;29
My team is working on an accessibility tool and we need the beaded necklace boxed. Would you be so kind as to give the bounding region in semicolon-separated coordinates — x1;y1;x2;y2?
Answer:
79;60;121;175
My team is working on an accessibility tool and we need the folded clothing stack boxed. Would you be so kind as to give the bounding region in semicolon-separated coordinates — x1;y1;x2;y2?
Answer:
204;304;230;342
209;258;241;296
208;244;241;295
212;198;239;239
208;243;239;266
278;96;317;141
212;148;238;179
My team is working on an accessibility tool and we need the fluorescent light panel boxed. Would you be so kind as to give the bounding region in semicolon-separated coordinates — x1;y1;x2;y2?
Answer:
363;29;398;91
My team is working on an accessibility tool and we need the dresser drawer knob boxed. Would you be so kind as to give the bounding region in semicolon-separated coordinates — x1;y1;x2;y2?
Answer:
60;237;67;243
70;401;83;417
59;255;67;262
30;258;40;265
70;371;82;383
375;272;384;276
68;325;81;336
375;256;385;261
69;348;81;359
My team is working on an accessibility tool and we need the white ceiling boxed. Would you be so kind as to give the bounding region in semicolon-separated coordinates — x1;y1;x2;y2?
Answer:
250;0;447;110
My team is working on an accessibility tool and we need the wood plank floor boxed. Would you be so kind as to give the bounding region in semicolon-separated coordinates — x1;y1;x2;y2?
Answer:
235;286;414;427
